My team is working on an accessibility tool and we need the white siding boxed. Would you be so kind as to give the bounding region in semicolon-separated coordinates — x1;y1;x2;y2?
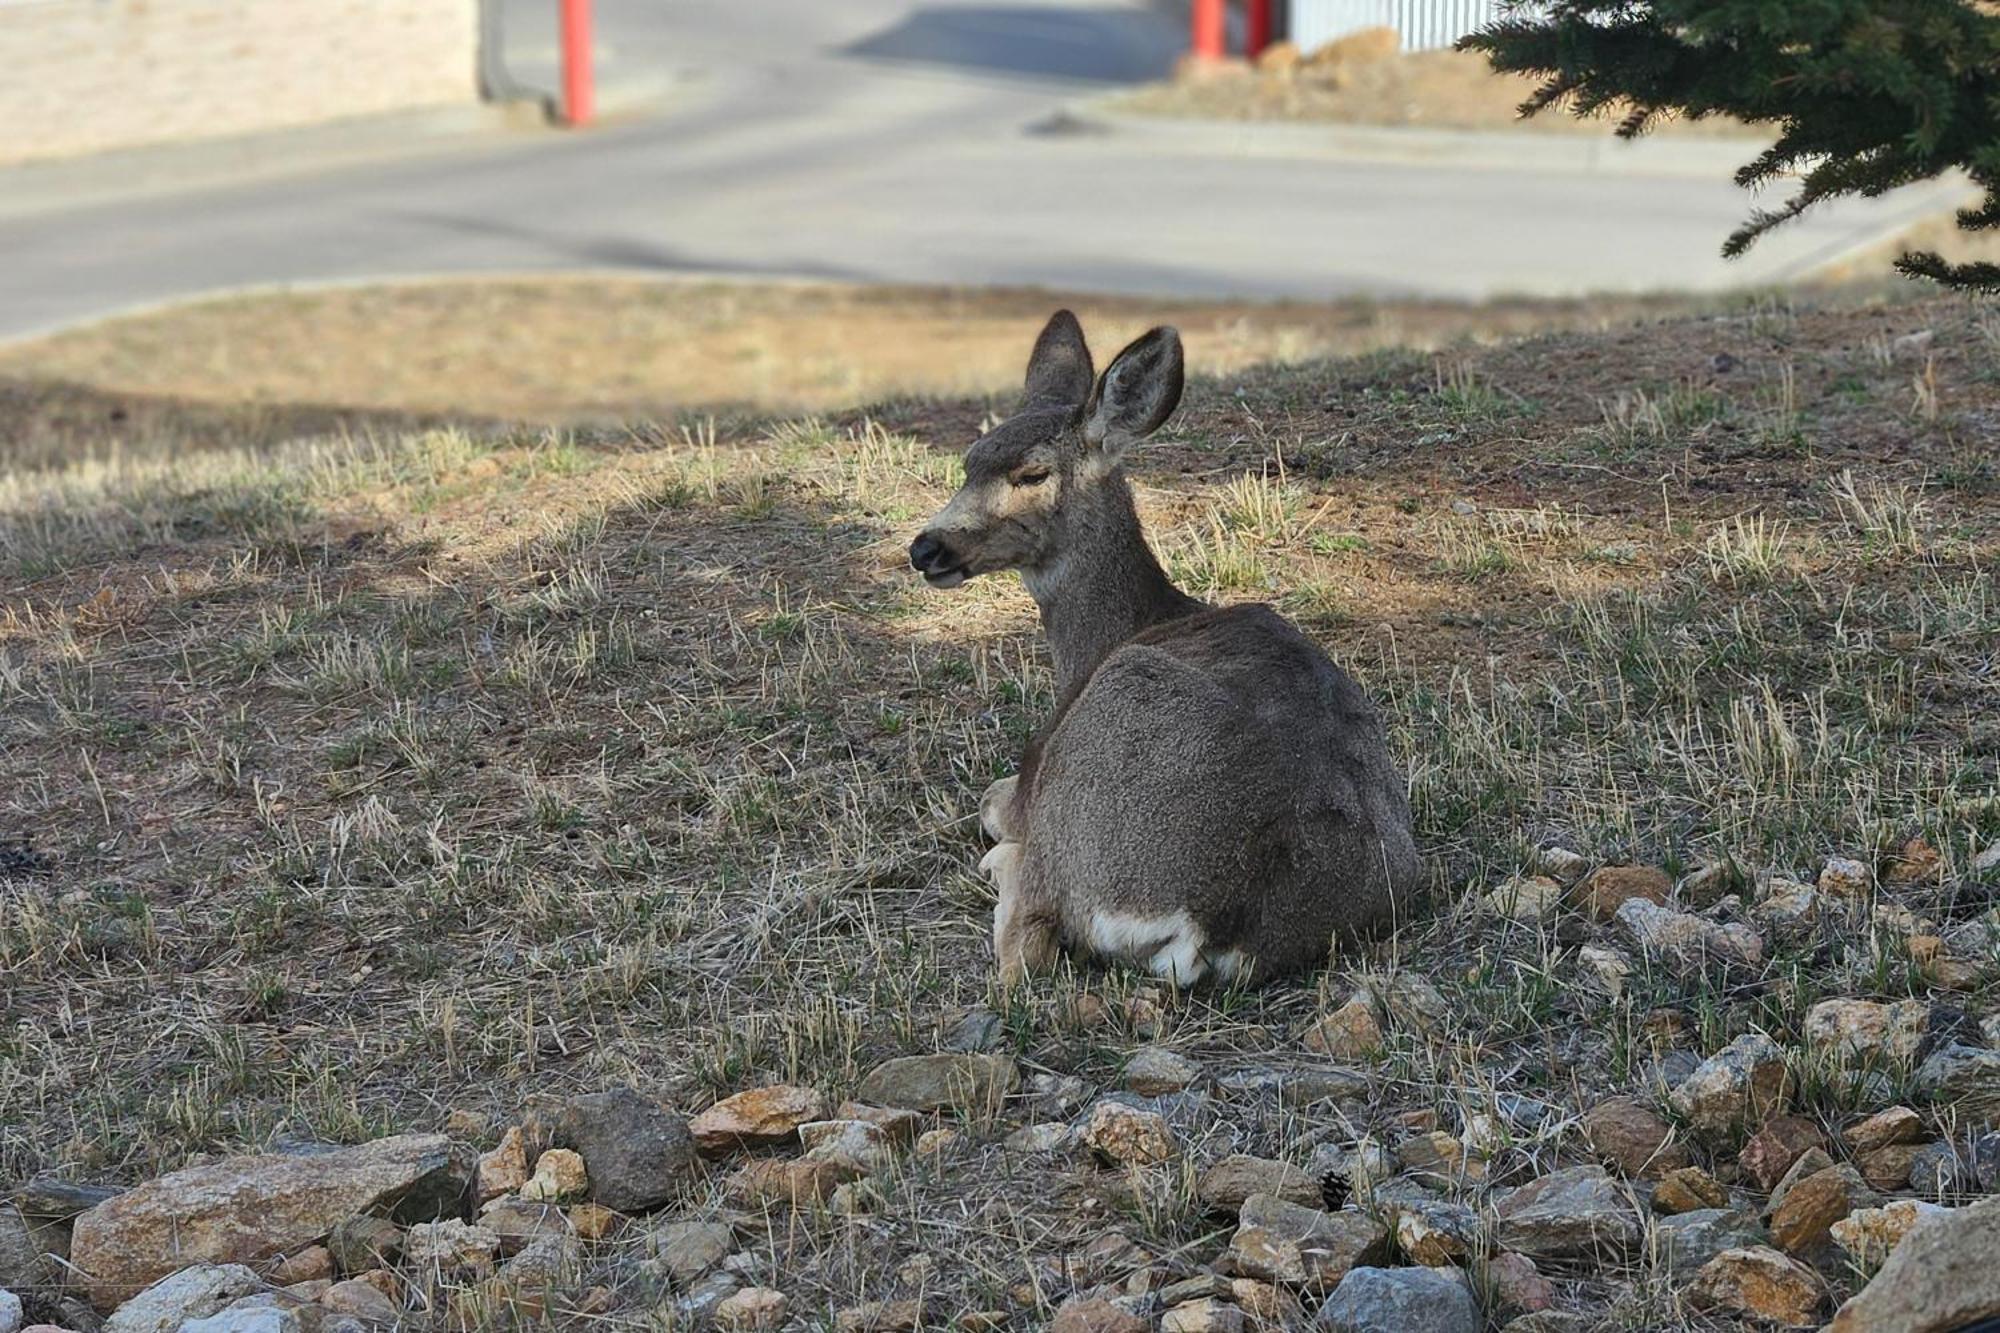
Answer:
1289;0;1509;52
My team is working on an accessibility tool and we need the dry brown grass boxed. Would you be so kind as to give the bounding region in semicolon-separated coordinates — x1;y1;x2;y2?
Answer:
1;284;1996;1328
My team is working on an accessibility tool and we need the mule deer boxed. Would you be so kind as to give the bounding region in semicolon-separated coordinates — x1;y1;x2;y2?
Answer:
909;311;1420;986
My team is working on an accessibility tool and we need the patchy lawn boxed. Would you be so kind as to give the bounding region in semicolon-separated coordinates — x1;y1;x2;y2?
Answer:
1;286;1996;1330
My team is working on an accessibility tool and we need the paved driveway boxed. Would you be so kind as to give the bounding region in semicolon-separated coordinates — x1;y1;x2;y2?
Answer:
0;0;1962;342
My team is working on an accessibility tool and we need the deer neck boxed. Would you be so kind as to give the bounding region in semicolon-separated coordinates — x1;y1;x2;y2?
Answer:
1022;471;1196;700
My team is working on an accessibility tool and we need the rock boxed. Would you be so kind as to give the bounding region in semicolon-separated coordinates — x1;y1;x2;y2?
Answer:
1539;846;1590;884
1223;1195;1388;1291
1161;1298;1243;1333
1577;945;1631;1000
325;1216;402;1274
1582;1097;1688;1180
1857;1144;1928;1192
1384;1195;1479;1266
1049;1295;1147;1333
1003;1123;1076;1154
1769;1148;1835;1211
914;1128;957;1155
1483;876;1562;922
834;1298;924;1332
71;1135;469;1311
1487;1252;1556;1316
1805;998;1928;1067
688;1086;827;1155
1819;856;1872;899
1157;1276;1233;1306
798;1120;896;1174
724;1158;855;1208
1905;1141;1973;1194
1681;861;1743;908
178;1310;300;1333
677;1273;744;1324
1196;1156;1319;1213
944;1007;1003;1052
1394;1131;1482;1183
1846;1106;1925;1152
15;1180;122;1223
566;1202;622;1241
1751;881;1823;940
1358;973;1448;1035
1493;1165;1641;1260
474;1126;531;1204
1828;1194;2000;1331
1578;864;1671;920
1317;1265;1480;1333
1915;1044;2000;1121
1831;1199;1949;1274
1975;1132;2000;1192
1125;1047;1202;1095
1229;1278;1304;1325
519;1148;588;1204
476;1196;571;1256
0;1206;51;1295
649;1220;733;1288
1653;1209;1773;1278
1081;1102;1175;1167
1739;1116;1826;1191
100;1264;261;1333
1500;1316;1593;1333
1669;1033;1791;1139
834;1102;925;1146
854;1054;1016;1114
1768;1164;1875;1260
715;1287;787;1331
1652;1166;1730;1215
323;1274;401;1322
1615;898;1763;969
1886;837;1942;883
0;1291;18;1333
403;1219;500;1277
1974;839;2000;873
1685;1246;1823;1327
1301;999;1383;1058
553;1087;698;1211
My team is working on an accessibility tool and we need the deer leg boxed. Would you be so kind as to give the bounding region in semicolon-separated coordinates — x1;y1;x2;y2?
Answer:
979;774;1022;843
982;841;1058;987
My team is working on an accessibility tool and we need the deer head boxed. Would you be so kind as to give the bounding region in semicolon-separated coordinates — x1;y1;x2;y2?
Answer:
908;310;1184;588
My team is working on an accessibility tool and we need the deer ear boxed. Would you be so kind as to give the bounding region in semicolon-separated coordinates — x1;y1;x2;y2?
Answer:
1023;309;1095;409
1084;327;1183;451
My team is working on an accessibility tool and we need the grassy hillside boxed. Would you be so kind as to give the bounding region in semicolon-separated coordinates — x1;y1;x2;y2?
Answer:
1;290;1996;1327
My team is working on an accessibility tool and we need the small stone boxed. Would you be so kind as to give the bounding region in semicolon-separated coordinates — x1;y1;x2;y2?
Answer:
322;1277;401;1324
854;1054;1016;1114
1004;1122;1076;1154
403;1219;500;1277
267;1246;333;1286
1845;1105;1925;1152
1318;1265;1481;1333
1915;1044;2000;1121
1229;1278;1303;1325
178;1310;300;1333
1751;882;1822;941
1160;1298;1242;1333
326;1216;403;1274
1827;1194;2000;1331
1582;1096;1688;1180
1156;1275;1232;1306
1974;1131;2000;1192
914;1128;957;1155
1578;945;1631;1000
1484;875;1563;921
1857;1143;1928;1192
1830;1198;1949;1273
1222;1194;1389;1291
833;1101;924;1145
1684;1246;1824;1327
1804;997;1928;1067
1886;836;1942;883
1906;1141;1973;1194
1670;1033;1792;1139
1125;1046;1202;1095
1681;861;1743;907
1493;1165;1641;1260
566;1203;623;1241
477;1195;572;1256
1652;1166;1730;1215
1739;1116;1826;1191
724;1158;855;1209
1049;1295;1148;1333
1394;1130;1482;1183
649;1220;734;1288
1302;998;1383;1058
1196;1155;1318;1212
0;1291;18;1333
520;1149;588;1204
1768;1164;1875;1260
1082;1101;1175;1167
1386;1195;1479;1266
1578;865;1671;921
1487;1251;1556;1316
1819;856;1872;899
798;1119;896;1173
689;1086;828;1155
1653;1209;1772;1278
99;1264;261;1333
678;1273;743;1323
1616;898;1763;969
1358;973;1448;1035
1538;846;1590;884
944;1007;1003;1052
714;1287;787;1331
555;1086;699;1212
835;1299;924;1332
476;1126;531;1203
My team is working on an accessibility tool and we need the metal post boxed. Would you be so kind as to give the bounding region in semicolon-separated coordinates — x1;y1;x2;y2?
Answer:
1191;0;1226;59
1246;0;1273;55
560;0;595;127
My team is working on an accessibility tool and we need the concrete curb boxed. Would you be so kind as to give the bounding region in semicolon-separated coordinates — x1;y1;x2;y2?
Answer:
1039;95;1776;180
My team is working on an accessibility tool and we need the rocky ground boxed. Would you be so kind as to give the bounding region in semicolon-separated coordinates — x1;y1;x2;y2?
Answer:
2;290;1997;1330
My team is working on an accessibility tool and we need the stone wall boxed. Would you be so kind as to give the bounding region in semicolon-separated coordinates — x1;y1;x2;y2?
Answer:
0;0;479;166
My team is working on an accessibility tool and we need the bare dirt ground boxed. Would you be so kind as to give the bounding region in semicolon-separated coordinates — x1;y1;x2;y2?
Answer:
1;283;1996;1329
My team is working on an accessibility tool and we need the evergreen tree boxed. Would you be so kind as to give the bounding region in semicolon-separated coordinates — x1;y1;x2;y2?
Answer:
1460;0;2000;288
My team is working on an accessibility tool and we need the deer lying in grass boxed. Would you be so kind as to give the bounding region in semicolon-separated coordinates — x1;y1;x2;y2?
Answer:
909;311;1420;986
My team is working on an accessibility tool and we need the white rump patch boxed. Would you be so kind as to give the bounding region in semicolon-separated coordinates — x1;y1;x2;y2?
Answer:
1086;908;1219;986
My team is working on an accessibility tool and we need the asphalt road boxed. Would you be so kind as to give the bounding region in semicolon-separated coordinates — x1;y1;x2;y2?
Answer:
0;0;1964;342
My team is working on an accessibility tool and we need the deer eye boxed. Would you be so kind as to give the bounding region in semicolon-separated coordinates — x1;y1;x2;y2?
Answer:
1012;467;1051;487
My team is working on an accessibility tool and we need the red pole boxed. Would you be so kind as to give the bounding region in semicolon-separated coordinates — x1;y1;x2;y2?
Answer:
1190;0;1226;59
560;0;595;127
1246;0;1273;55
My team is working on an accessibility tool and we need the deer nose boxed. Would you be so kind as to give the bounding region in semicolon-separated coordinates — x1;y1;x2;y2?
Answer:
909;532;950;572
